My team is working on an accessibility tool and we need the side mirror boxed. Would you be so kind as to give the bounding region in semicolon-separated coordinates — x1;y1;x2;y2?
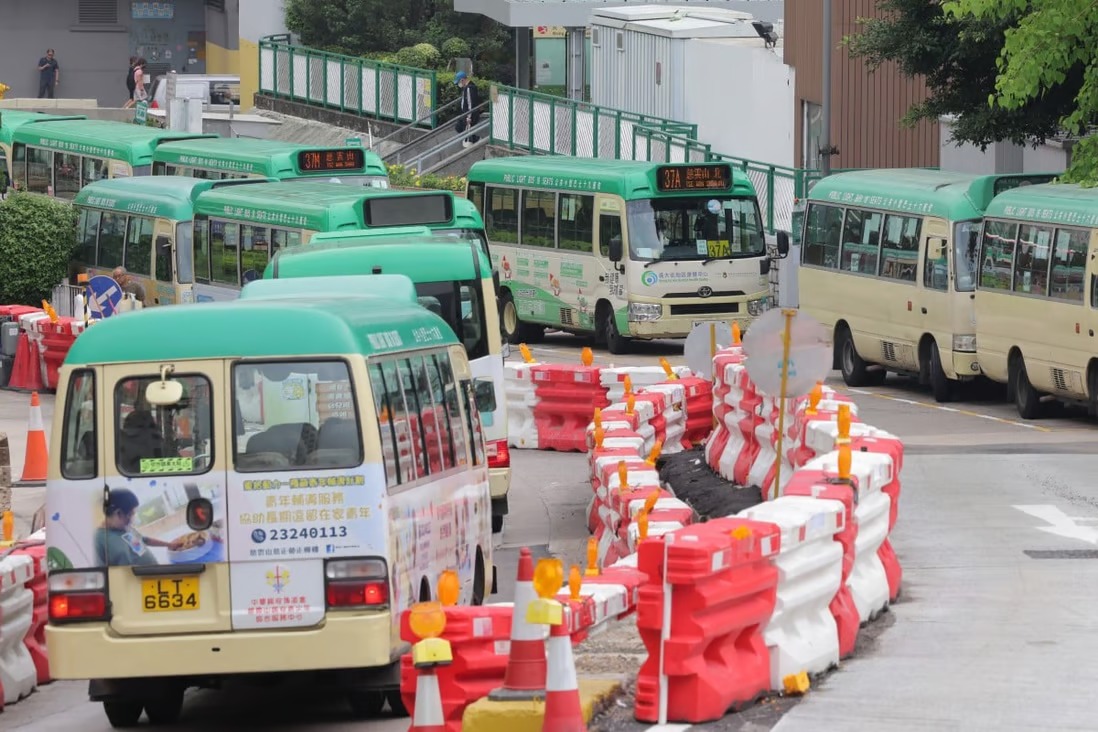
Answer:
474;377;497;413
776;230;790;258
608;237;623;263
146;365;183;406
927;238;946;261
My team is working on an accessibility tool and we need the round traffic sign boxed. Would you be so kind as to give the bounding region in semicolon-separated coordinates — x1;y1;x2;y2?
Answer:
86;275;123;319
683;321;734;379
742;308;830;398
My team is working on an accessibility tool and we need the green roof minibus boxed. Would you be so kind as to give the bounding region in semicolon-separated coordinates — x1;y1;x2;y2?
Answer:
10;118;214;199
0;110;86;188
266;232;511;532
189;181;489;302
45;275;497;725
152;137;390;188
798;168;1057;401
72;176;270;306
466;156;783;354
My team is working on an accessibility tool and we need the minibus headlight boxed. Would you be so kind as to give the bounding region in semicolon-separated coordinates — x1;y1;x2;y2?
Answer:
628;303;662;322
952;335;977;352
747;297;771;316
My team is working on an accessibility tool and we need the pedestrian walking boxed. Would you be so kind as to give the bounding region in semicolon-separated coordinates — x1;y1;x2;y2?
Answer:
454;71;481;148
123;56;138;109
36;48;60;99
132;58;149;106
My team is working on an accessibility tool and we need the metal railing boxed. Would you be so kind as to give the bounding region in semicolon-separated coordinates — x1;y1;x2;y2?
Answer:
387;99;490;167
258;41;439;128
51;283;84;319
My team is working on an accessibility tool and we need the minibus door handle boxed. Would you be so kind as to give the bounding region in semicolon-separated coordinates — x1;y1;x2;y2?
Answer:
598;275;606;282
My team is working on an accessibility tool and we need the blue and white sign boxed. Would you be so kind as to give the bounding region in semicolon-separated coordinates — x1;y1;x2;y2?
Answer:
87;275;123;319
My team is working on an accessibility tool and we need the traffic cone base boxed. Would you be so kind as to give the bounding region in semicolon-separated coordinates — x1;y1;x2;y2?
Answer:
17;391;48;486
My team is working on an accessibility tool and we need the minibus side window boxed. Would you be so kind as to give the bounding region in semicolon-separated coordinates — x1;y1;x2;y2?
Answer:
461;379;485;467
397;358;431;480
435;354;468;466
61;369;96;480
232;360;362;472
425;354;457;470
115;374;213;476
369;361;403;488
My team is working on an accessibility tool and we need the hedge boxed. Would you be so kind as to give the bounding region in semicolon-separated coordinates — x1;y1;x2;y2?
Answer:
0;193;79;306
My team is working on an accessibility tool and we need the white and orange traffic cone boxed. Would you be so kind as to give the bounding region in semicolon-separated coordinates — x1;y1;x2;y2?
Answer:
489;546;547;700
543;604;586;732
411;664;447;732
17;391;48;486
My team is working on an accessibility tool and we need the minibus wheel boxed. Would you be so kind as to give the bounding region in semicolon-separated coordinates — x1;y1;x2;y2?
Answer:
346;690;385;718
102;701;143;728
837;326;870;387
1010;355;1044;420
473;548;486;606
599;303;628;355
143;687;184;725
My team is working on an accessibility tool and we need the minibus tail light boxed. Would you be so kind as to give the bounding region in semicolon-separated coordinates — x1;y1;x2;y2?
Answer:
486;439;510;469
48;570;109;623
325;558;389;609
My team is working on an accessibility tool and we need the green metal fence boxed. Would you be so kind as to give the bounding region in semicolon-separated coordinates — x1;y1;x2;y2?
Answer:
258;41;438;127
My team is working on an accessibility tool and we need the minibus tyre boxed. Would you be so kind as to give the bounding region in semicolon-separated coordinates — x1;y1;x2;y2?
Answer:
143;687;184;725
600;305;628;355
346;690;385;718
1011;356;1043;420
102;701;144;728
473;548;486;606
838;328;870;387
386;689;409;717
928;345;954;403
501;291;523;345
492;514;504;533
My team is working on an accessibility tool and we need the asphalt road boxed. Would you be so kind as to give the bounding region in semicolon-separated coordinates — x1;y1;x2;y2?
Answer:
4;328;1098;730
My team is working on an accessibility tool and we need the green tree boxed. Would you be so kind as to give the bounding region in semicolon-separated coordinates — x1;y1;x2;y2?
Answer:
284;0;513;82
845;0;1080;150
0;193;78;306
947;0;1098;183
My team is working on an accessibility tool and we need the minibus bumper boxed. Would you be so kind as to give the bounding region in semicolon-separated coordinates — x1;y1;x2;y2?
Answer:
951;351;981;380
489;467;510;499
46;612;395;680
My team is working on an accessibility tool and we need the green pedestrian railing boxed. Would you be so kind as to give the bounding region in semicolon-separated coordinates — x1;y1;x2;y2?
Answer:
258;41;438;127
255;41;935;233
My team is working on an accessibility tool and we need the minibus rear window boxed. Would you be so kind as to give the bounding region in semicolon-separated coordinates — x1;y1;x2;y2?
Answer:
114;374;213;476
232;359;363;472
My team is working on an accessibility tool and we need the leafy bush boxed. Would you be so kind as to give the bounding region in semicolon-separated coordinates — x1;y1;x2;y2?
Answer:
0;193;78;306
441;37;471;60
386;164;467;193
392;43;442;70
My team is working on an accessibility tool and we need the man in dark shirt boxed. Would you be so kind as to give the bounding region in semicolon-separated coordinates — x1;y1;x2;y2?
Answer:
37;49;60;99
454;71;482;148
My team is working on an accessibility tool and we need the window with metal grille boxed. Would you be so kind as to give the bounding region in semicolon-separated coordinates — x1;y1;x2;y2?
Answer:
78;0;118;24
206;0;226;11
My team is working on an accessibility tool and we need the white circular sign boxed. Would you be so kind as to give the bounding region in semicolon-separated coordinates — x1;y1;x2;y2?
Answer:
684;321;734;379
742;308;831;398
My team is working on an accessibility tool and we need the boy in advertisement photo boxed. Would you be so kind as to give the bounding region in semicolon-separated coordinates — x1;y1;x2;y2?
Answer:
95;488;185;567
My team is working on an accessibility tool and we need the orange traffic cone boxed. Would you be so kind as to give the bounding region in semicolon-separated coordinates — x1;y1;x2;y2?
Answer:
543;605;586;732
488;547;547;700
18;391;48;485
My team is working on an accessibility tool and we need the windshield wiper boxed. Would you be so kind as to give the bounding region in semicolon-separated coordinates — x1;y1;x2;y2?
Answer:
701;257;721;266
643;259;661;268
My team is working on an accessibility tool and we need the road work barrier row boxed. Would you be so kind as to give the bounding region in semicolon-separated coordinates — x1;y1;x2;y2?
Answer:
629;343;905;724
1;304;85;393
0;540;49;711
504;352;710;453
398;547;644;732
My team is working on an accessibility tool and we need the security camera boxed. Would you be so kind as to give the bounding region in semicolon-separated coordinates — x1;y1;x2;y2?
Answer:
751;20;779;48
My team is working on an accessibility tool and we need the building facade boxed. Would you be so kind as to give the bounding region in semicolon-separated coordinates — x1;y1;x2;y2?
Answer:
0;0;286;109
784;0;939;171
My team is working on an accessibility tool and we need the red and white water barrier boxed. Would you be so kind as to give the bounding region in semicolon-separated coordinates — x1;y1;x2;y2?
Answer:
0;552;37;709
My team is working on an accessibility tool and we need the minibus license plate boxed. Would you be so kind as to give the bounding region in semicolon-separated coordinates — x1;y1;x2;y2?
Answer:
141;577;200;612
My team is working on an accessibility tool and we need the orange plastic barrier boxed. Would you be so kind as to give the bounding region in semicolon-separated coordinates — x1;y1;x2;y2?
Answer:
399;604;514;732
635;517;780;724
533;365;610;452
